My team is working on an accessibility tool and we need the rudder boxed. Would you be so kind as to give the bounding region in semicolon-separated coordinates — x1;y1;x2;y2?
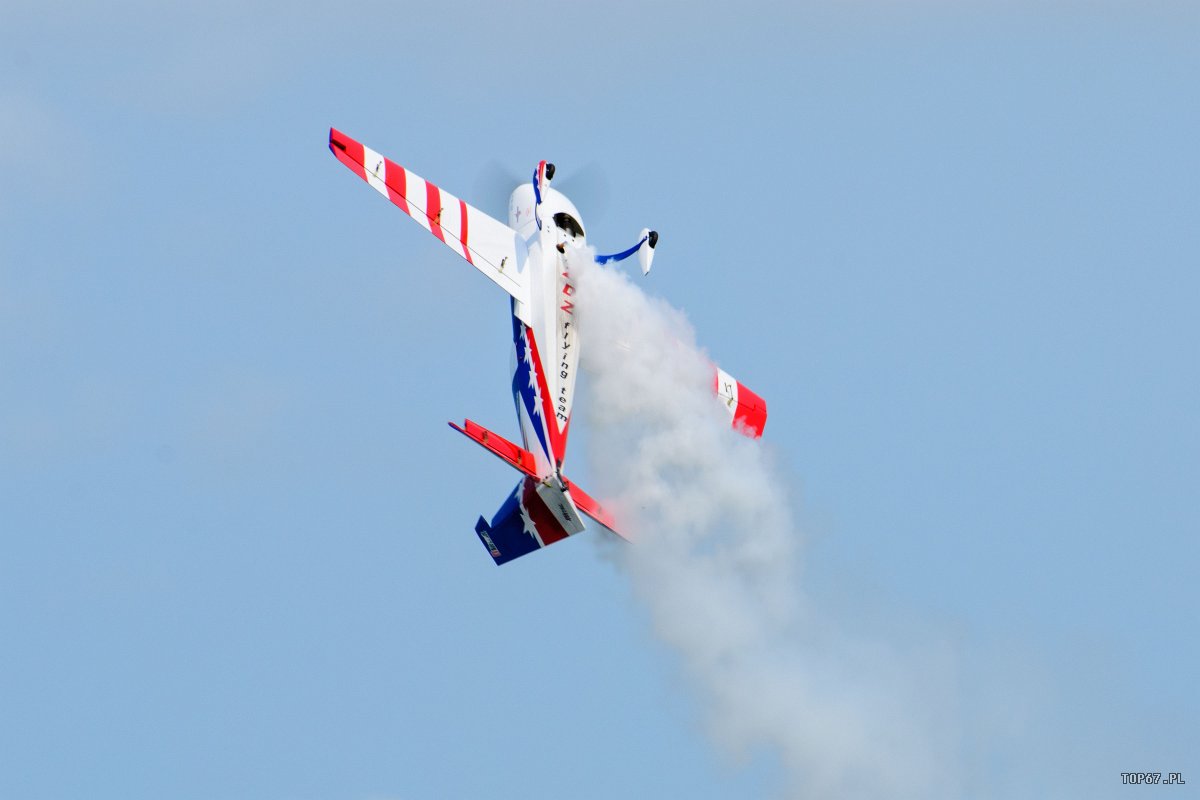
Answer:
474;478;571;566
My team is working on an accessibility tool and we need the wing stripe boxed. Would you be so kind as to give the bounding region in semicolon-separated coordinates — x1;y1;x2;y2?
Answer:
733;381;767;436
459;199;473;265
426;181;445;243
714;367;767;437
384;157;410;214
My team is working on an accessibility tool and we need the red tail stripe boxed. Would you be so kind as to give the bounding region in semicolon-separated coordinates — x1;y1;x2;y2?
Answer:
522;327;567;464
523;481;569;545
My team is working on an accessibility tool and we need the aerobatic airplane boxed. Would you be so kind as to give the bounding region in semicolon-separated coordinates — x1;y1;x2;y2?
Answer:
328;129;766;564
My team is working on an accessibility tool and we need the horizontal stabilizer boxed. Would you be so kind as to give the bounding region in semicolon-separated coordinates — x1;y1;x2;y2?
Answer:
563;479;622;537
448;419;538;478
451;418;629;564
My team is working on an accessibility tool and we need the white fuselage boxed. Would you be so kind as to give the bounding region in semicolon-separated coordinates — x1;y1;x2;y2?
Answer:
505;184;585;479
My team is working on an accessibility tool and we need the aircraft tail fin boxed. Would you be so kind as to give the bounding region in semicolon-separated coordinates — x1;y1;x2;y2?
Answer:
474;481;548;566
451;419;627;565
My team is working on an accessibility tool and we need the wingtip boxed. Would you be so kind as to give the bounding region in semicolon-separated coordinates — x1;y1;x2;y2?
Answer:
328;127;347;153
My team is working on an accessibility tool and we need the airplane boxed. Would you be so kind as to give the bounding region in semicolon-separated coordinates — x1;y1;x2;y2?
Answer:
328;128;767;565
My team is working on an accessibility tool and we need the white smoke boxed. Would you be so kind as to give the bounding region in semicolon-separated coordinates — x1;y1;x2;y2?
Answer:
569;249;961;799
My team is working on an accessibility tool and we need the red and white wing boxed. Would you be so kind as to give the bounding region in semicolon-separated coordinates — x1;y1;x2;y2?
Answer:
715;367;768;438
328;128;527;303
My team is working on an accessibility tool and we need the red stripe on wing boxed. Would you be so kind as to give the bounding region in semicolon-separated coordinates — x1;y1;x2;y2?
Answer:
459;199;473;264
383;157;410;215
426;181;445;242
733;381;767;438
328;128;367;181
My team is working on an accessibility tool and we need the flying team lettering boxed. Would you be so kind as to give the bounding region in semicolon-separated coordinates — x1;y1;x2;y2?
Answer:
556;269;576;423
557;320;572;422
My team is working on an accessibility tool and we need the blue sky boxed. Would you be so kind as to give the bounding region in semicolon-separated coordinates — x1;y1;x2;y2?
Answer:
2;2;1196;798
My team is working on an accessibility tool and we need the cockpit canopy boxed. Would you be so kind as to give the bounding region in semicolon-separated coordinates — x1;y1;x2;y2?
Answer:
553;212;586;241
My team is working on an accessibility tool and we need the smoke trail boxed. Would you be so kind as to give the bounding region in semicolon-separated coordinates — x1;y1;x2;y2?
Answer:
569;250;960;799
